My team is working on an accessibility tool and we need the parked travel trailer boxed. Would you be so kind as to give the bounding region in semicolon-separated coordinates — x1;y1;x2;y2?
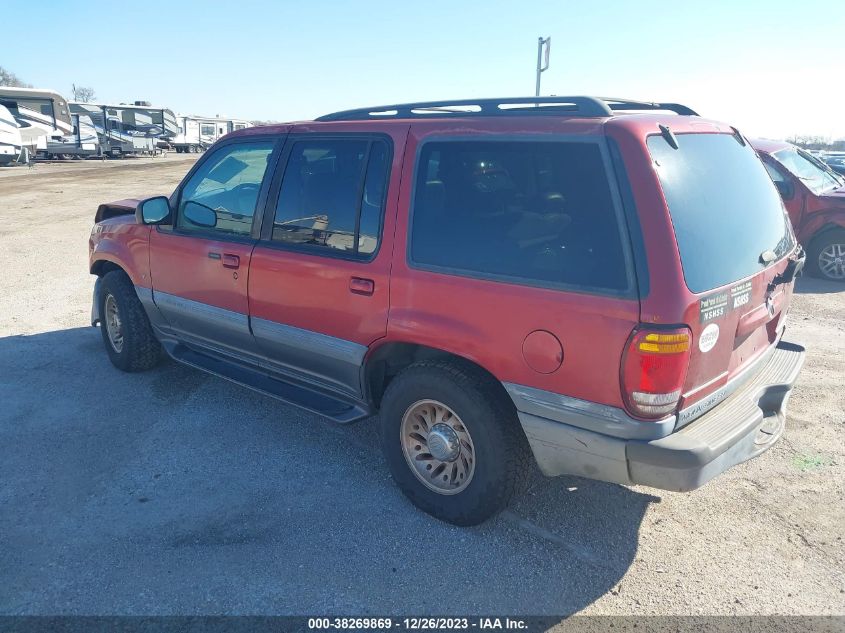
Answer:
168;115;252;153
37;113;99;160
0;87;74;162
0;103;24;165
70;102;179;157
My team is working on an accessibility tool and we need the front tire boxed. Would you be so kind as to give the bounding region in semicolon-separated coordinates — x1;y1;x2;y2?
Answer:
807;229;845;281
379;360;531;526
98;271;161;372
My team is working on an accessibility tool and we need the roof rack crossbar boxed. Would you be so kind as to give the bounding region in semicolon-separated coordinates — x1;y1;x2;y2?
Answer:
316;96;698;122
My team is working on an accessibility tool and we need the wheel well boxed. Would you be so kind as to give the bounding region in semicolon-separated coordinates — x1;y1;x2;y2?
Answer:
90;260;124;278
808;223;845;248
364;342;514;412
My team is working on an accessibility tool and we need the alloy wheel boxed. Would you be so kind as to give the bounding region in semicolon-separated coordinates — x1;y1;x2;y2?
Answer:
400;399;476;495
819;243;845;280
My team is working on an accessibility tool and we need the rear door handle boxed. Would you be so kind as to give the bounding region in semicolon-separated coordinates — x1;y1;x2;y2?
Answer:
222;254;240;269
349;277;375;296
208;252;240;269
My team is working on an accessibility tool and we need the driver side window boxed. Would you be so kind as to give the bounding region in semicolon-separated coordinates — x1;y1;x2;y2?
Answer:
177;141;275;236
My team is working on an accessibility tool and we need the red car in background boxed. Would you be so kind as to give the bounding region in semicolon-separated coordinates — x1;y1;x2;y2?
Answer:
752;138;845;281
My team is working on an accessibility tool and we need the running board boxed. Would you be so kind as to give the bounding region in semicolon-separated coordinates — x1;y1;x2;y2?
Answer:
168;343;370;424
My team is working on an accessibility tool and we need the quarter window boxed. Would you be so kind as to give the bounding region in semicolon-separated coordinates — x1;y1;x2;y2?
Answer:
272;139;390;258
410;140;629;291
177;141;275;236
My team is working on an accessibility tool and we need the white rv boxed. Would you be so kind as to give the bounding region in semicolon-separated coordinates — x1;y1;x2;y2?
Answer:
0;87;74;162
38;113;100;159
169;115;252;153
70;102;179;157
0;103;24;165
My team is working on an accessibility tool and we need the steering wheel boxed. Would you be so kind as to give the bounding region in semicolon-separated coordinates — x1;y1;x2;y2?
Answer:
234;183;260;215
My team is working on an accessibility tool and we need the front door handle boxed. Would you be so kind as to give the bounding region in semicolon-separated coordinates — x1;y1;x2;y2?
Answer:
222;254;240;269
349;277;375;296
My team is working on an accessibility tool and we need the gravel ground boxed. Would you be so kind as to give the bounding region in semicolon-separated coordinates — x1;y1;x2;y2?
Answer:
0;157;842;618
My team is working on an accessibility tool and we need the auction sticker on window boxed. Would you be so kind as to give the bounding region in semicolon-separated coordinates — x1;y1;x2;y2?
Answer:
699;291;729;322
699;323;720;353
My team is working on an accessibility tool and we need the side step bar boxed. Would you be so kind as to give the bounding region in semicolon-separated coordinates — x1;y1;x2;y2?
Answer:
168;343;371;424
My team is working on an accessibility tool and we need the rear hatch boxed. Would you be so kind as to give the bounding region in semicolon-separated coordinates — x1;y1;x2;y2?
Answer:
647;131;800;421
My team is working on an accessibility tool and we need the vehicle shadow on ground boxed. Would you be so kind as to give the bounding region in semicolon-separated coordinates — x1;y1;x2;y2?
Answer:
0;326;655;618
793;276;844;294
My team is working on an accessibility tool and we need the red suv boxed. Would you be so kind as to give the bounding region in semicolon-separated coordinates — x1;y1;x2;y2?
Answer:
751;138;845;281
89;97;806;525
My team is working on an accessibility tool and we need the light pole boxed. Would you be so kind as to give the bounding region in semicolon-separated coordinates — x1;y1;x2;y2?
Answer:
535;37;551;97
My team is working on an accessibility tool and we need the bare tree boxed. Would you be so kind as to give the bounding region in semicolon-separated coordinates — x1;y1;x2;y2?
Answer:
0;66;32;87
72;84;96;103
785;135;845;151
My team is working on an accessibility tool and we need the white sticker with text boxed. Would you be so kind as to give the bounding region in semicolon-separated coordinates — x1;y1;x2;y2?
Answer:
699;323;720;353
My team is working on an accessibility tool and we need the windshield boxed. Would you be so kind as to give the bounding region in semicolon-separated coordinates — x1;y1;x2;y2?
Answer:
773;147;842;193
648;133;796;294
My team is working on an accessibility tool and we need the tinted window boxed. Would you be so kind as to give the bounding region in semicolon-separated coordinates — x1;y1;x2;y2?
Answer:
272;139;389;258
177;141;274;236
648;133;795;293
410;141;629;291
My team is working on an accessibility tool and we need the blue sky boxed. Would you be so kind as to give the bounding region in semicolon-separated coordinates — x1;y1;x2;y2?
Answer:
4;0;843;138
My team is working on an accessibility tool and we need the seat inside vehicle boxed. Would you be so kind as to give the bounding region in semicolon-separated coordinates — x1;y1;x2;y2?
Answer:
412;141;628;291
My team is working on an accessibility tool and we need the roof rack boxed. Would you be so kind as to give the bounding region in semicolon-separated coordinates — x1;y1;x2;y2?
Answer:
315;96;699;122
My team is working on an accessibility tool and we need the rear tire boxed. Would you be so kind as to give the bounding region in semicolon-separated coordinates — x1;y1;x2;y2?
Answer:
98;271;161;372
807;229;845;281
379;360;531;526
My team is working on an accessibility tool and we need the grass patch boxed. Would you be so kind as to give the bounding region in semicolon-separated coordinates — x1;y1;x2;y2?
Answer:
790;454;833;471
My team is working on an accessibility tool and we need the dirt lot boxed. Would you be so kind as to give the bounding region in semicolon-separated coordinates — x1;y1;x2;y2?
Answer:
0;157;842;618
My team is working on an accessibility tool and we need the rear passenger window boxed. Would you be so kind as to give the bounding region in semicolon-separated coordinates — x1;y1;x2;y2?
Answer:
410;141;629;291
272;139;390;258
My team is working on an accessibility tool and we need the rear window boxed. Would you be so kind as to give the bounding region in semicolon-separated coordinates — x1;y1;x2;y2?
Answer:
648;133;795;293
410;140;630;293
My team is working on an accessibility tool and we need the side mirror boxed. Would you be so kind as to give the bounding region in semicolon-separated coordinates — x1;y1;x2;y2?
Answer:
137;196;171;225
183;201;218;228
774;180;794;200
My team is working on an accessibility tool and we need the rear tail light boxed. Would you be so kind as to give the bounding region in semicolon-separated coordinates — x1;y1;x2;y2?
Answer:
621;327;692;419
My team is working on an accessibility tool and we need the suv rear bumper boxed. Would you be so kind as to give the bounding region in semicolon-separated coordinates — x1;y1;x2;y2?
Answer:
512;340;805;492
